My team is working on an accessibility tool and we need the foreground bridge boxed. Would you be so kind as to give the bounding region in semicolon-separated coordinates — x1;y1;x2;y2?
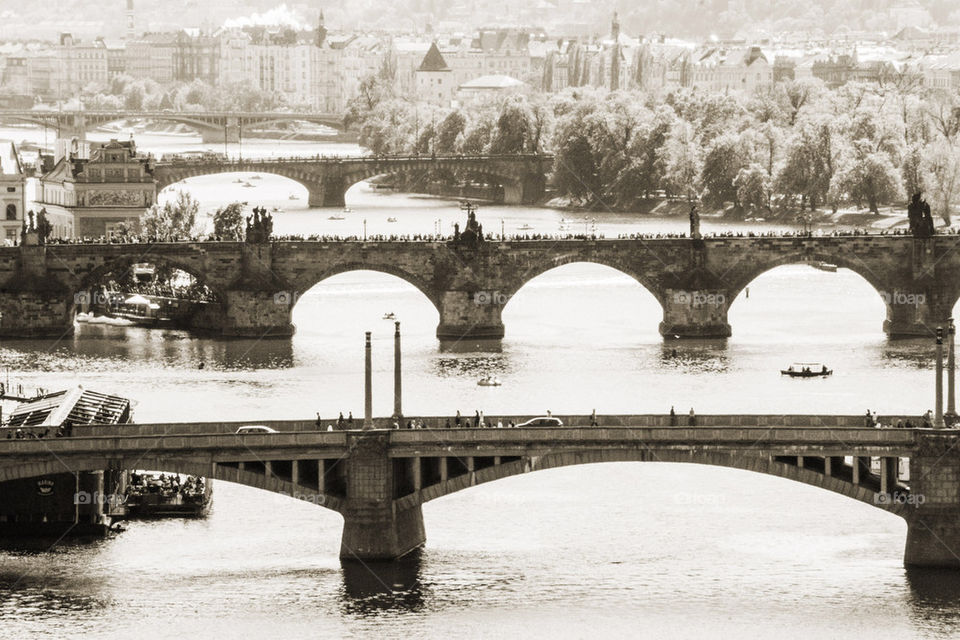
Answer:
153;154;552;207
0;109;345;143
1;414;958;566
1;235;958;340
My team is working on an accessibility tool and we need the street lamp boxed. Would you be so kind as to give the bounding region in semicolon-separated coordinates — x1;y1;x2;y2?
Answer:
363;218;367;241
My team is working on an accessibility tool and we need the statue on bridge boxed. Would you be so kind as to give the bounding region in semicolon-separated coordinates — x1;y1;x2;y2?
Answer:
20;208;52;246
245;206;274;244
908;192;935;238
689;204;701;240
452;201;485;247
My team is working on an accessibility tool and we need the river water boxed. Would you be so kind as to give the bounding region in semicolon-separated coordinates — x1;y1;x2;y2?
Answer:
1;127;959;639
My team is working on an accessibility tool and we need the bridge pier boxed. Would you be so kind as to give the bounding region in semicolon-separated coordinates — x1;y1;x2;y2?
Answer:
436;290;506;340
306;178;346;208
0;290;74;338
221;290;296;337
883;289;951;338
503;173;547;205
659;288;732;339
199;125;240;144
340;432;425;561
903;433;960;568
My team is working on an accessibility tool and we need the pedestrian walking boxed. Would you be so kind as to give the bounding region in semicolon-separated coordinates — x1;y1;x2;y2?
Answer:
689;408;696;426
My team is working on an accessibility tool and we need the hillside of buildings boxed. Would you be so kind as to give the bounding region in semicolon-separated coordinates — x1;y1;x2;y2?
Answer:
2;0;960;41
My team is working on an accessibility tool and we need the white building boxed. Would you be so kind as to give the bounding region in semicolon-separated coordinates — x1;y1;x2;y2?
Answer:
0;141;25;245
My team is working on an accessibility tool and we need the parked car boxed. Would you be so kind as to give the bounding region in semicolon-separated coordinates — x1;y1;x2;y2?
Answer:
235;425;277;434
516;417;563;428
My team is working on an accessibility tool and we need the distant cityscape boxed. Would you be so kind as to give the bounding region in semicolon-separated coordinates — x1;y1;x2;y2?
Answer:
0;1;958;113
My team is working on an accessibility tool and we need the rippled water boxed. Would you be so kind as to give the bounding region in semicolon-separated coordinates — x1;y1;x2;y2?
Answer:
1;129;958;639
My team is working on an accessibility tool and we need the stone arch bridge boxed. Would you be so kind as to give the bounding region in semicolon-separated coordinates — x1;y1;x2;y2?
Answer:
0;415;957;567
152;154;553;207
0;109;345;143
1;235;958;340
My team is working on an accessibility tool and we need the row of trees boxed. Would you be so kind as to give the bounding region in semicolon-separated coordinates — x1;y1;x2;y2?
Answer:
81;76;290;113
348;75;960;222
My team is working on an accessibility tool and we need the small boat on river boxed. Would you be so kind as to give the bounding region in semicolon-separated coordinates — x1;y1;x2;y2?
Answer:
477;375;502;386
781;362;832;377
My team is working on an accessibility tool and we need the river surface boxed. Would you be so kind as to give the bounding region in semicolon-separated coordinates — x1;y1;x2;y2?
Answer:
2;127;960;639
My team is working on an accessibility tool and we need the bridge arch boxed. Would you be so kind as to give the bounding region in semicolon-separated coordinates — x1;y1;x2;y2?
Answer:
154;166;318;198
503;256;665;304
400;450;909;519
0;458;345;514
75;254;224;301
291;263;443;318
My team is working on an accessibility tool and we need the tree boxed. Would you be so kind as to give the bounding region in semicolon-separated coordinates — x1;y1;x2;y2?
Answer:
700;133;750;208
830;143;905;214
922;140;960;225
212;202;245;240
435;109;467;153
734;164;772;214
657;120;702;201
490;96;535;154
141;191;200;240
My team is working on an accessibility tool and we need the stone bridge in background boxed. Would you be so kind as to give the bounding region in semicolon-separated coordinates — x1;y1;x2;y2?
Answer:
0;109;346;143
152;154;553;207
1;235;958;341
0;415;958;566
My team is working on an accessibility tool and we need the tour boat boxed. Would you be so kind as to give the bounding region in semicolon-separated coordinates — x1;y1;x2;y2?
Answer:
250;175;262;180
328;215;345;220
289;193;300;200
812;261;838;272
518;224;534;230
477;376;502;387
781;362;832;377
387;217;398;223
382;312;396;320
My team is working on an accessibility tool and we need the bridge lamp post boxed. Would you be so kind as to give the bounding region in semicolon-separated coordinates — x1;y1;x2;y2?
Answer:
948;319;957;425
364;331;373;430
936;326;945;429
394;321;402;422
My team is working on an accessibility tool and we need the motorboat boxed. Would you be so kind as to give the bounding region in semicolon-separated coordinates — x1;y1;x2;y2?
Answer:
250;174;262;180
271;206;284;213
241;181;255;188
477;375;502;387
328;215;345;220
342;207;353;214
781;362;832;377
812;261;838;272
387;217;398;223
289;193;300;200
382;312;396;320
233;178;244;183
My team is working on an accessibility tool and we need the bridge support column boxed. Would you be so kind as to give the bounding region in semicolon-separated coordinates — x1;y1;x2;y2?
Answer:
200;124;239;144
883;288;950;338
436;290;505;340
340;432;425;561
0;290;74;338
221;290;296;337
659;288;732;339
307;178;346;208
904;434;960;567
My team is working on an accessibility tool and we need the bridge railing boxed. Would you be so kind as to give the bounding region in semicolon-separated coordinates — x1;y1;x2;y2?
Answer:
154;153;552;166
1;414;923;440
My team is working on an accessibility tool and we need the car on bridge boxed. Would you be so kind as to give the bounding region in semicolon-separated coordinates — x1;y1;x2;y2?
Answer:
235;425;277;434
516;417;563;428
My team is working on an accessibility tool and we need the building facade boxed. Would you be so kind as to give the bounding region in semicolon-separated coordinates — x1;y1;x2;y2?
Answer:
37;139;156;239
0;141;26;246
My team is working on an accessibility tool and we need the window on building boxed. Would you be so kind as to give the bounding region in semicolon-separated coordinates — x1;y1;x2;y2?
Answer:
5;203;16;221
6;187;14;192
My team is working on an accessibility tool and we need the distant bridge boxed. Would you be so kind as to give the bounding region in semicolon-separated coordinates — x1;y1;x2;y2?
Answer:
1;414;957;566
0;109;345;143
152;154;553;207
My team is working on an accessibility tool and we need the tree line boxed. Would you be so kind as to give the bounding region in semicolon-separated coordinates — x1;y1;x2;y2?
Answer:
348;75;960;222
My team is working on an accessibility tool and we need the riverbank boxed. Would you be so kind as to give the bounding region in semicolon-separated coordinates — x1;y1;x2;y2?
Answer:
546;195;922;230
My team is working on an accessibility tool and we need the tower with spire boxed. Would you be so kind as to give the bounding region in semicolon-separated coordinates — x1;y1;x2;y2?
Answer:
316;10;328;47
